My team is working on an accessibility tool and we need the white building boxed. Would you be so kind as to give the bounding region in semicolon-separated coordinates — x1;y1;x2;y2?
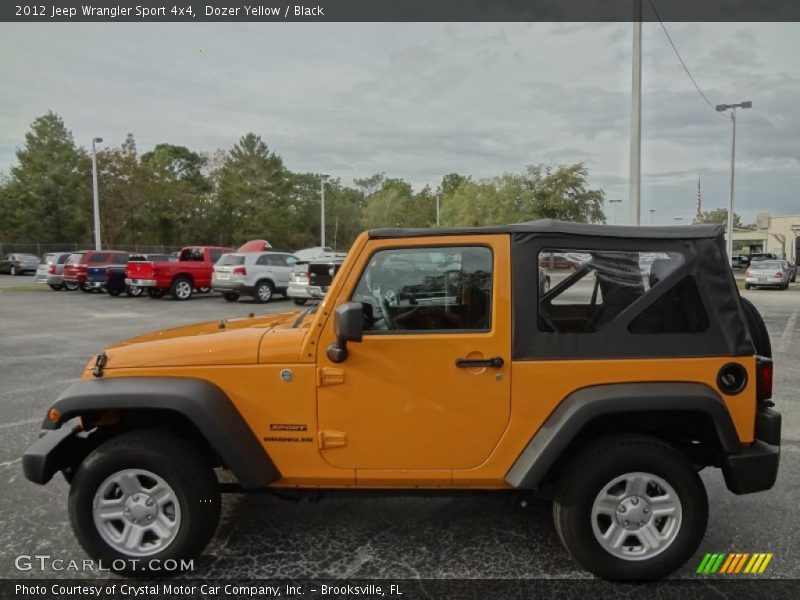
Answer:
730;213;800;262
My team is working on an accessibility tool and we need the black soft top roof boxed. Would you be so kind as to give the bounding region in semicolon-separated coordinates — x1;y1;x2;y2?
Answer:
369;219;724;241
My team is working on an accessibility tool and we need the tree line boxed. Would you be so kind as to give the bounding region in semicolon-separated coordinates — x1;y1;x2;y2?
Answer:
0;112;607;252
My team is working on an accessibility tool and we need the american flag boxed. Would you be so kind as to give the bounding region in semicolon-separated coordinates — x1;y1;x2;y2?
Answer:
696;178;702;216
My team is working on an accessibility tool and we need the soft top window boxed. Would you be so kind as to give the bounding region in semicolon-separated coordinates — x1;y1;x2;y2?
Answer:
538;249;684;334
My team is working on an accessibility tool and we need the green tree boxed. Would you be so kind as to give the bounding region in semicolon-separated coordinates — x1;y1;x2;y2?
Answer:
694;208;745;229
212;133;290;246
361;176;436;229
441;163;604;227
2;112;91;242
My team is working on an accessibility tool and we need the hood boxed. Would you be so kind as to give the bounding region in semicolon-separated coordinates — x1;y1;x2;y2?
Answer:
99;310;304;369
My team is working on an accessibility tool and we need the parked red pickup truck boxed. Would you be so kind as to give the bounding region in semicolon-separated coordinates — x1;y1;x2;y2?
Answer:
63;250;130;292
125;246;232;300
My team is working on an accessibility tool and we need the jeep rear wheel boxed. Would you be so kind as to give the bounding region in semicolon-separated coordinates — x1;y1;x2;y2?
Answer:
553;435;707;580
740;296;771;357
170;277;193;301
68;430;220;574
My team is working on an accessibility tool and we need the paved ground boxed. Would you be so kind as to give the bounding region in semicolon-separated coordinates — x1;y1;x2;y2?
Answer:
0;273;798;581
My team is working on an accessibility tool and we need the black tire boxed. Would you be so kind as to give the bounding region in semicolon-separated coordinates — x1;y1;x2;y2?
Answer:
64;280;79;291
197;287;211;294
107;288;122;297
553;435;708;580
170;277;193;301
223;292;239;302
146;288;166;299
68;430;220;575
79;283;93;293
739;296;771;357
253;280;274;304
126;285;144;297
49;284;64;291
292;298;308;306
9;266;16;276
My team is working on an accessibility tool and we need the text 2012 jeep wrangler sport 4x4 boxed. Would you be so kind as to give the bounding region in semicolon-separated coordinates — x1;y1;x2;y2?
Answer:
23;220;780;580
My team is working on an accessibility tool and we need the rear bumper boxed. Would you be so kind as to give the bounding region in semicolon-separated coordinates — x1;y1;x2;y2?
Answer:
212;280;248;293
125;278;157;287
722;407;781;494
35;274;62;285
83;281;105;289
288;283;327;299
745;276;786;286
22;421;84;485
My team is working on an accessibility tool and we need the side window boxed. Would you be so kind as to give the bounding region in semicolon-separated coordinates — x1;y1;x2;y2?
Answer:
351;246;493;333
179;248;204;261
113;254;128;264
58;254;70;264
255;254;270;266
269;255;290;266
286;256;298;267
209;249;223;263
538;249;684;333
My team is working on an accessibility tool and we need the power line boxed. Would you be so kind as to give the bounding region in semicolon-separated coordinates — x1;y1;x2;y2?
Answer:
648;0;727;118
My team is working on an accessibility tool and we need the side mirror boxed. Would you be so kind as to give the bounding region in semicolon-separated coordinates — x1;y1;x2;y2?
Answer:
327;302;363;363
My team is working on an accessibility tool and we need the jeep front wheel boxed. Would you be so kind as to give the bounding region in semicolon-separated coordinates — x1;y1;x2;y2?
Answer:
170;277;193;301
68;430;220;573
553;435;707;580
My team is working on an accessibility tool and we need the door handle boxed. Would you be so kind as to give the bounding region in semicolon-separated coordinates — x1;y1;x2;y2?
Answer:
455;356;504;369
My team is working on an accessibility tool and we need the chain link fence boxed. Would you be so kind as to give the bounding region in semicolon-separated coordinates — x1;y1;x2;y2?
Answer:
0;242;184;257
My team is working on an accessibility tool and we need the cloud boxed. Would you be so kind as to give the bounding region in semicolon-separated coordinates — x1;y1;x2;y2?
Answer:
0;21;797;225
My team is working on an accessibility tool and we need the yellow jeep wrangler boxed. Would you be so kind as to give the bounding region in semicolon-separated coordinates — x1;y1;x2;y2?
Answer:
23;220;780;580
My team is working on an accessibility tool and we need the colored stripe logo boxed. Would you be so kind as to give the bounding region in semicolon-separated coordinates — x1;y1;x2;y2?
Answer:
696;552;773;574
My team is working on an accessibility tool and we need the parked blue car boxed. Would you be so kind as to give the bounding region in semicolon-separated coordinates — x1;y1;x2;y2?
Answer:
87;253;176;297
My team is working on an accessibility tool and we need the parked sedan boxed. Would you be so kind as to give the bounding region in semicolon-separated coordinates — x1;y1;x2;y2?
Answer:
744;260;789;290
0;253;39;275
35;252;72;289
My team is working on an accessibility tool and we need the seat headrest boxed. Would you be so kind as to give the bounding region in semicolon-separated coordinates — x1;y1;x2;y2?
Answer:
649;258;676;287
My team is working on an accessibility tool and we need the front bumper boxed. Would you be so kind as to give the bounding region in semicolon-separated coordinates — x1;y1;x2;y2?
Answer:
125;278;157;287
22;421;85;485
35;274;63;285
721;407;781;494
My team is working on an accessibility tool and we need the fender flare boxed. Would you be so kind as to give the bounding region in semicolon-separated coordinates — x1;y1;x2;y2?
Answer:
44;377;279;489
505;382;742;489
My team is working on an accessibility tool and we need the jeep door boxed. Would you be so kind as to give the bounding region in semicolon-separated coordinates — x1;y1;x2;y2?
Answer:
316;235;511;472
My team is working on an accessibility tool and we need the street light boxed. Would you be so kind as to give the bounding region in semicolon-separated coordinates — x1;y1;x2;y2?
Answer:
91;137;103;250
320;174;329;248
607;198;622;224
715;100;752;261
673;217;684;224
649;208;656;225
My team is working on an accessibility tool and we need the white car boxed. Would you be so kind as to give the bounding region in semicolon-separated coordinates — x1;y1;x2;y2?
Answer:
744;260;789;290
212;251;299;303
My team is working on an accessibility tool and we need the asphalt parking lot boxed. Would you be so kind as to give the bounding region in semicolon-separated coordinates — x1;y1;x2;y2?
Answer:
0;275;798;580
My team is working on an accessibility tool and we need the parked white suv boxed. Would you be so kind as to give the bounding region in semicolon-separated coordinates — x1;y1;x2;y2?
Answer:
212;251;299;303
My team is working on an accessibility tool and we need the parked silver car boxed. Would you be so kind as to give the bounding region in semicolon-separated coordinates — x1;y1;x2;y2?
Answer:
212;251;298;303
745;260;789;290
779;259;797;283
34;252;72;290
0;253;39;275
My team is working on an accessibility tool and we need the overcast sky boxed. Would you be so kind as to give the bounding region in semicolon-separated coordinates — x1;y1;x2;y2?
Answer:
0;22;798;225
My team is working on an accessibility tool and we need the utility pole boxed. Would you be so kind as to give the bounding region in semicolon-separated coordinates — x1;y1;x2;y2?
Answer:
320;174;329;248
628;0;642;225
91;137;103;250
608;198;622;224
715;101;752;261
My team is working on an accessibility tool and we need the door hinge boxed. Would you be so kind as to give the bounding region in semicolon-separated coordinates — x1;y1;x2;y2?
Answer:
317;367;344;387
319;430;347;450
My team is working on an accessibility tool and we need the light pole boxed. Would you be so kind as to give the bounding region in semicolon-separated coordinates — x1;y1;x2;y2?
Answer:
320;174;329;248
715;100;752;261
649;208;656;225
91;137;103;250
608;198;622;224
628;0;642;226
673;217;684;225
